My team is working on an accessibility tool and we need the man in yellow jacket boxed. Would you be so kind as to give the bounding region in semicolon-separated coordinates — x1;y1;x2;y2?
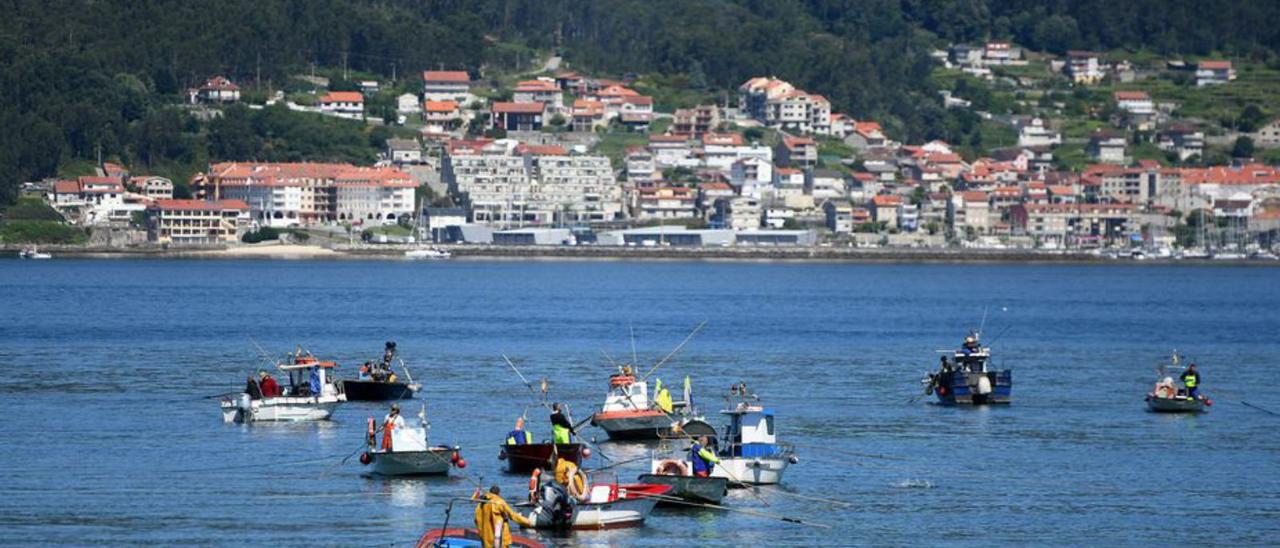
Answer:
474;485;534;548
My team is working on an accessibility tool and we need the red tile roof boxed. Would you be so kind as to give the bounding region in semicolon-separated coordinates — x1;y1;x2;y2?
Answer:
423;71;471;83
515;144;568;156
424;100;460;113
871;194;902;206
320;91;363;103
1114;91;1150;101
53;180;80;194
1198;60;1232;70
492;102;544;114
152;199;249;211
515;80;560;92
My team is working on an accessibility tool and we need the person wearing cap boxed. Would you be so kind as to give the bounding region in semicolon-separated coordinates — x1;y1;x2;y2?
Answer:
259;370;281;398
381;404;405;451
474;485;533;548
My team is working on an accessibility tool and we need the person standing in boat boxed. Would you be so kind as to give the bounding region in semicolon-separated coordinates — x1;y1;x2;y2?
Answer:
382;404;405;451
654;378;673;414
1181;364;1202;400
550;403;576;444
244;375;263;400
689;436;720;478
473;485;534;548
506;417;533;445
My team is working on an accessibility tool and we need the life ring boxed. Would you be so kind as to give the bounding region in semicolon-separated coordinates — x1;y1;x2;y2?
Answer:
528;469;542;503
609;375;635;387
656;459;689;476
568;467;589;502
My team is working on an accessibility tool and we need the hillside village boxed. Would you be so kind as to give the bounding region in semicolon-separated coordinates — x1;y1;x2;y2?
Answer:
13;43;1280;257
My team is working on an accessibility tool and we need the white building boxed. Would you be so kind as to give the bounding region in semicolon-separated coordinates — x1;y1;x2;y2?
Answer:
196;163;415;227
1066;51;1103;85
397;93;422;114
146;199;250;245
423;71;473;103
1017;117;1062;148
319;91;364;120
444;149;623;227
1196;60;1236;87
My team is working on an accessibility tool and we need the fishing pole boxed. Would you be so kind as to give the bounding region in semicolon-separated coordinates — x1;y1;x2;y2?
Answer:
581;454;649;473
1241;400;1280;416
754;484;855;508
636;492;830;529
788;442;909;462
502;354;613;463
640;320;707;382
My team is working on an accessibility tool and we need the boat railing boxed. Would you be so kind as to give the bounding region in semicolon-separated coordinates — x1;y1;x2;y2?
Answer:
716;441;794;459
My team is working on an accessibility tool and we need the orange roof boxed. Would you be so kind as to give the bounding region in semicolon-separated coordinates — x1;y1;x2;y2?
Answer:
516;144;568;156
622;96;653;105
1114;91;1150;101
594;84;639;98
423;71;470;83
649;135;688;143
962;191;989;202
152;199;248;211
699;182;732;191
782;135;815;148
871;194;902;206
492;101;544;114
321;91;363;103
424;100;459;113
53;180;80;194
701;133;744;146
515;80;559;91
1198;60;1232;70
1181;164;1280;186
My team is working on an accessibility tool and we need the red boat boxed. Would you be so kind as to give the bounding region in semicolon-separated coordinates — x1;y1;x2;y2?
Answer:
416;528;543;548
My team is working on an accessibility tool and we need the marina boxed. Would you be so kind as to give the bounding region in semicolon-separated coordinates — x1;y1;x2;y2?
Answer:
3;259;1280;546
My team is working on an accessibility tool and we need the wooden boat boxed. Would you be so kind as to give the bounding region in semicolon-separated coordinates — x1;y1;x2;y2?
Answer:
362;407;463;476
340;341;421;401
922;331;1012;405
590;371;714;440
709;391;796;486
1145;352;1209;414
523;475;671;530
220;349;346;423
499;443;584;474
416;528;542;548
636;473;727;505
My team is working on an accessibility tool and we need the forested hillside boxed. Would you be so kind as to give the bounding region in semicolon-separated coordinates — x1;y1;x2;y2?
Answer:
2;0;1277;203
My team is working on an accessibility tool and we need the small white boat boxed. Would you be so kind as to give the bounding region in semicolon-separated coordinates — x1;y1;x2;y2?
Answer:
405;247;451;260
220;349;347;424
709;389;796;486
19;247;51;259
362;406;463;477
524;472;671;530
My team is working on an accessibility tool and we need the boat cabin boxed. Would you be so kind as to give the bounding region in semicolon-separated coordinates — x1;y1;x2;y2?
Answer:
602;373;651;412
278;356;340;398
718;402;779;457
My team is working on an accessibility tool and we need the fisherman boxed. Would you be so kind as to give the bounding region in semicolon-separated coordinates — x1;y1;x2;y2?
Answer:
505;417;533;445
554;454;587;501
308;366;322;396
359;361;372;381
474;485;534;548
940;356;952;373
550;403;576;444
654;378;673;414
382;404;404;451
689;435;721;477
259;370;281;398
244;375;263;400
1181;363;1202;400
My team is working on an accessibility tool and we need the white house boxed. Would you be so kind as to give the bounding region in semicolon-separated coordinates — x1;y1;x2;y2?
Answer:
1196;60;1236;87
397;93;422;114
1017;117;1062;148
422;71;473;103
319;91;364;120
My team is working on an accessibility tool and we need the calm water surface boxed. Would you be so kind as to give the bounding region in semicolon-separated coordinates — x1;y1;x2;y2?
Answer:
1;259;1278;546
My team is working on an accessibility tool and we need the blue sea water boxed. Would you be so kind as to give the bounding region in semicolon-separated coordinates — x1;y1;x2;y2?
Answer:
1;258;1278;546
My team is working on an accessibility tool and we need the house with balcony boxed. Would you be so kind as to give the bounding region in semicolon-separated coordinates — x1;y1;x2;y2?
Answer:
1195;60;1235;87
423;71;473;103
1065;51;1104;84
319;91;364;120
491;102;545;132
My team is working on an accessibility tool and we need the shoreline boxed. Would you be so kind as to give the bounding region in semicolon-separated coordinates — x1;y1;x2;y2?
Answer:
4;242;1277;265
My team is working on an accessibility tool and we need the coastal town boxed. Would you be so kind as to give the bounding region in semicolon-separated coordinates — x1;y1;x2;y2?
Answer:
9;43;1280;260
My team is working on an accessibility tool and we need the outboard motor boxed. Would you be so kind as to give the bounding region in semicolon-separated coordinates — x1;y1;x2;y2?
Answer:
540;483;574;528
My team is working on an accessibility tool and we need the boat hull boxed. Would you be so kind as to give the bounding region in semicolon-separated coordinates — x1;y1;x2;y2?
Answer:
501;443;583;474
525;484;668;530
636;474;728;504
341;380;417;401
710;456;789;486
933;370;1012;405
592;410;675;440
1146;395;1206;413
220;395;343;423
416;528;543;548
370;448;456;476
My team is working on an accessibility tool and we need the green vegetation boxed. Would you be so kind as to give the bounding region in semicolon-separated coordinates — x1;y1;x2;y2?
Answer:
3;0;1280;205
2;196;63;222
595;132;650;169
0;221;87;244
241;226;281;244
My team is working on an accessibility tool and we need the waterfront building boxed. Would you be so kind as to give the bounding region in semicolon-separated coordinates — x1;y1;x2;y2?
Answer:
194;162;415;227
145;199;250;245
444;145;622;227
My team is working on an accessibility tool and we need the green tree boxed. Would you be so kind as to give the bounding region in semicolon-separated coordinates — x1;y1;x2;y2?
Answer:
1232;136;1255;158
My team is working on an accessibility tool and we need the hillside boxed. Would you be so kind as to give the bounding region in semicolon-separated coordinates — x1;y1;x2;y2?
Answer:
2;0;1278;203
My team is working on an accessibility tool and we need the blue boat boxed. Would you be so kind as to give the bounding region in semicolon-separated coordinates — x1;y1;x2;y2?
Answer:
922;331;1012;405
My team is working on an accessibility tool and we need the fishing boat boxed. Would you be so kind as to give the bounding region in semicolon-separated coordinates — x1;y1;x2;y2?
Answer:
500;442;586;475
340;341;422;401
589;368;715;441
219;348;347;423
417;498;545;548
361;405;464;476
18;247;51;259
1145;352;1210;413
709;387;797;486
405;247;451;260
637;440;729;504
523;471;672;530
921;331;1012;405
